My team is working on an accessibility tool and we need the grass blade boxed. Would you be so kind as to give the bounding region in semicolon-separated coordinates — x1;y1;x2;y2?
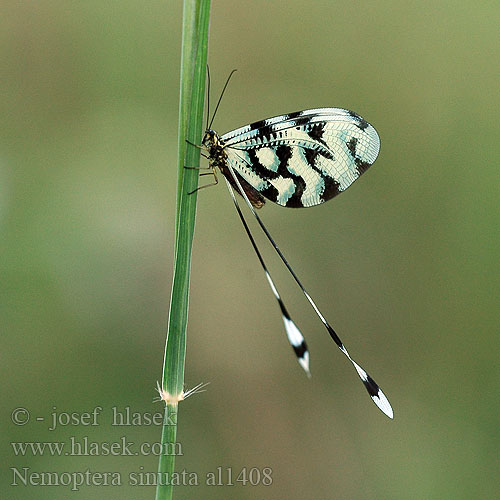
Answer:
155;1;210;499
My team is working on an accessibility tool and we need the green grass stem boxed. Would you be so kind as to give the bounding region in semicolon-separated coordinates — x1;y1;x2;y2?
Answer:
155;1;210;499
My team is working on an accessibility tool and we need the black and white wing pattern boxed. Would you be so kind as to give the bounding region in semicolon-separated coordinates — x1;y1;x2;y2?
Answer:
200;107;393;418
221;108;380;208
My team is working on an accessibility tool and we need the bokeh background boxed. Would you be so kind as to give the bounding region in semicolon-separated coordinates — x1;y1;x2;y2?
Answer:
2;1;499;499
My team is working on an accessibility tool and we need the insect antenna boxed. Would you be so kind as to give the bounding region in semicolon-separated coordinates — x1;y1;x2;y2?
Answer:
206;64;211;131
208;69;237;130
224;165;393;419
223;177;311;376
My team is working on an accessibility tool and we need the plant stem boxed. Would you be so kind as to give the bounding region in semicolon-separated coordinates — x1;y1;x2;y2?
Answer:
155;1;210;499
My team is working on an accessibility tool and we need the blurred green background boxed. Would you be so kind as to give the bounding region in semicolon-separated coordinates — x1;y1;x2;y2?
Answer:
2;1;499;499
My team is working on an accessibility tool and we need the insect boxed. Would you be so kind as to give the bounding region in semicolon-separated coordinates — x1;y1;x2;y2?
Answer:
190;77;393;419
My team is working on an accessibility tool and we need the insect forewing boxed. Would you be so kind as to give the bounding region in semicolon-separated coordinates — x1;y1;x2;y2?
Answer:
221;108;380;208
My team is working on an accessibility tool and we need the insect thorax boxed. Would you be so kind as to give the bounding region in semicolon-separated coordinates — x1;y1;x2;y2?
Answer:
203;128;266;209
203;129;227;169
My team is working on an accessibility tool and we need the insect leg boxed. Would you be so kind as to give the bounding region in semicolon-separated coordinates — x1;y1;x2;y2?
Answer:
187;168;218;195
184;164;211;170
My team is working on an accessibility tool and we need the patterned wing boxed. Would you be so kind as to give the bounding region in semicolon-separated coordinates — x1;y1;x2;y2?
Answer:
221;108;380;208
